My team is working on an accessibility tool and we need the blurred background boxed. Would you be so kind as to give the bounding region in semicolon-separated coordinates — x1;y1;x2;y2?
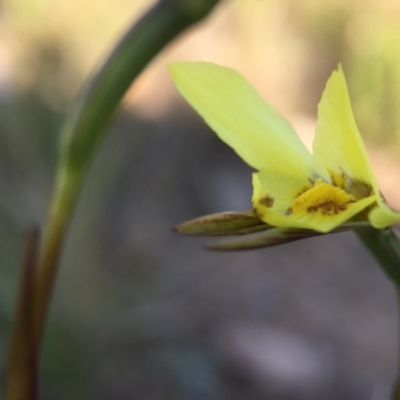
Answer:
1;0;400;399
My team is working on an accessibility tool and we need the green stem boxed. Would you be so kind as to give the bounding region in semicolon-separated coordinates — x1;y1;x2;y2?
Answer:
59;0;219;173
31;0;219;355
355;227;400;400
6;2;219;399
6;226;40;400
355;227;400;285
32;167;82;347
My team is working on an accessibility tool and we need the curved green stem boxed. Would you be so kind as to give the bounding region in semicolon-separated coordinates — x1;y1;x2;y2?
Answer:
33;0;218;354
59;0;219;173
33;166;83;347
6;1;219;399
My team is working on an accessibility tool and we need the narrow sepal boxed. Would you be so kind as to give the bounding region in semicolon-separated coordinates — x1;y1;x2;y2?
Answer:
206;221;370;251
174;210;271;236
206;228;318;250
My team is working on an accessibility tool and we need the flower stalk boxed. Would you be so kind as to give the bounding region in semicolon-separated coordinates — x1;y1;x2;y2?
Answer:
31;0;219;357
5;226;40;400
6;1;219;399
355;228;400;286
355;227;400;400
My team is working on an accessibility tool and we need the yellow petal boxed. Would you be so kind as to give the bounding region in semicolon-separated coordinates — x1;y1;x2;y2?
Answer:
313;65;377;187
252;170;310;213
256;195;375;233
169;62;313;178
253;171;376;233
369;204;400;228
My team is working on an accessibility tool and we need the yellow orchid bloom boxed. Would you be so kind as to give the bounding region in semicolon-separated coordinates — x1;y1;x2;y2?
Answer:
169;62;400;233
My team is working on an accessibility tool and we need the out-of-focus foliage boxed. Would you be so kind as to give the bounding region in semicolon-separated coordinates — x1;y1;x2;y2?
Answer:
0;0;154;106
2;0;400;147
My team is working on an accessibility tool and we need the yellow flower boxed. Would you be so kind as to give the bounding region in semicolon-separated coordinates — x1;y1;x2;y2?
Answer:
169;62;400;233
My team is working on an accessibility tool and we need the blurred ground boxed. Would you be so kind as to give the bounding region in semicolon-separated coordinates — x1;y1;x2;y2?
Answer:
1;1;400;399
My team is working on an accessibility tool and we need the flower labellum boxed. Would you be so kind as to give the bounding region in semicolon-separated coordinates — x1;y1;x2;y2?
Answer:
169;62;400;238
